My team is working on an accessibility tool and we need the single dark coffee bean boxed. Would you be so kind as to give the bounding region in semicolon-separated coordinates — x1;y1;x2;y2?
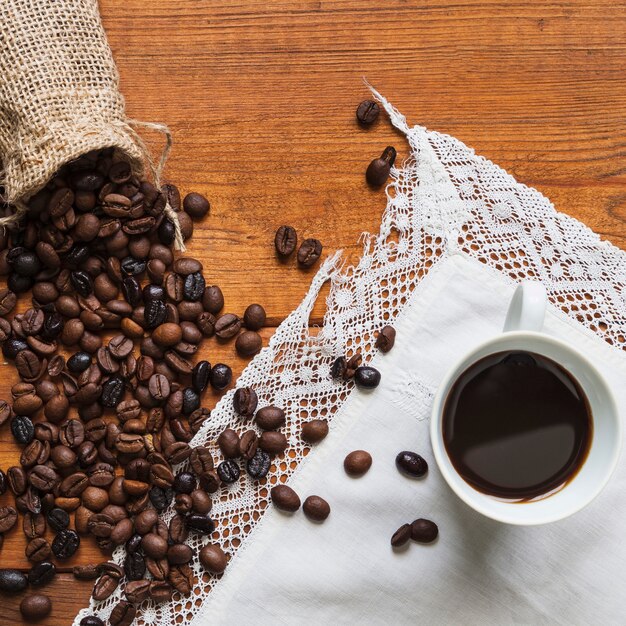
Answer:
12;250;42;277
47;507;70;532
258;431;288;455
366;146;397;187
395;451;428;478
121;276;142;306
80;617;105;626
191;489;212;515
410;518;439;543
354;366;381;388
270;484;301;512
214;313;241;339
20;594;52;621
164;350;193;375
108;334;134;359
145;299;167;329
391;523;412;547
243;303;266;330
0;568;28;591
344;450;372;476
210;363;232;390
233;386;258;417
375;325;396;352
182;387;200;416
173;472;196;494
149;486;174;512
301;419;329;444
247;449;271;479
109;600;136;626
70;270;93;296
255;405;285;430
15;349;44;380
236;330;262;357
274;225;297;257
120;256;146;276
67;351;92;373
199;544;227;574
303;495;330;521
101;376;125;408
73;564;102;581
167;563;194;595
183;192;210;218
356;99;380;126
3;337;28;359
11;414;35;444
124;552;146;581
217;459;240;484
191;360;211;393
52;528;80;559
186;514;215;535
28;561;56;587
297;238;323;268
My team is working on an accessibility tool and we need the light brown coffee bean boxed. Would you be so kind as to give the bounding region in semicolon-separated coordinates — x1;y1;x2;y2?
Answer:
199;544;227;574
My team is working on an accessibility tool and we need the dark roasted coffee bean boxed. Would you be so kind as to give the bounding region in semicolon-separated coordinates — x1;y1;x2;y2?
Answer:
209;363;232;390
173;258;202;275
20;439;49;468
60;471;89;497
19;487;42;515
120;256;146;276
80;617;105;626
111;518;133;545
0;506;18;532
51;528;80;559
391;523;412;547
182;192;210;219
301;419;329;444
191;360;211;393
271;484;301;512
67;351;92;373
150;463;175;488
366;145;397;186
47;507;70;532
410;518;439;543
354;365;381;388
2;336;28;359
167;543;193;565
214;313;241;339
233;386;258;417
217;459;240;484
356;99;380;126
158;218;176;245
165;350;193;375
238;430;258;461
109;600;136;626
236;330;262;357
255;405;285;430
121;276;142;306
198;469;220;493
8;272;33;294
303;495;330;521
28;561;56;587
186;514;215;535
149;579;173;603
174;493;192;514
243;303;266;330
145;557;169;581
12;250;42;277
189;406;210;433
20;594;52;621
70;270;93;296
297;238;323;268
198;543;227;574
247;449;271;480
21;308;44;336
395;451;428;478
173;472;196;494
149;486;174;512
11;415;35;444
0;568;28;591
15;349;44;380
108;334;134;359
101;376;125;408
25;537;51;562
23;511;46;539
375;325;396;352
182;387;200;416
183;271;205;301
190;489;212;515
274;224;297;257
87;463;116;487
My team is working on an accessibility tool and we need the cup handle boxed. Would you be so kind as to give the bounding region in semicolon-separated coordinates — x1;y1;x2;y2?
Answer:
503;281;547;332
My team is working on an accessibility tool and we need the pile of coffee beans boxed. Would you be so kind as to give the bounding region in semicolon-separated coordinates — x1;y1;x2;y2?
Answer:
0;149;274;622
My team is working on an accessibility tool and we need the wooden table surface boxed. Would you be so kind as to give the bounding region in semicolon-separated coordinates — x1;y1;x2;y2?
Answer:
2;0;626;623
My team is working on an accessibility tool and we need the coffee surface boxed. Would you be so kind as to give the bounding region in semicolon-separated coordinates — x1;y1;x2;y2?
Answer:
443;351;592;500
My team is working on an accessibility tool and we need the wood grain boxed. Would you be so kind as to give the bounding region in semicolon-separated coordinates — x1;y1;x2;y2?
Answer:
2;0;626;622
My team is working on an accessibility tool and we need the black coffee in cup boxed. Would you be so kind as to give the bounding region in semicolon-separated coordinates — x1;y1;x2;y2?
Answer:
442;351;592;501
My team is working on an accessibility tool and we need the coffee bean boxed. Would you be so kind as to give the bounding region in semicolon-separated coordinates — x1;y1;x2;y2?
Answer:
109;600;136;626
301;419;329;444
168;563;193;595
217;460;240;484
152;322;182;347
247;449;271;479
166;543;192;566
174;493;192;514
59;472;88;497
356;98;380;125
20;594;52;621
164;350;193;375
124;552;146;581
259;431;288;455
8;466;27;495
270;485;301;512
145;299;167;328
124;578;151;603
134;508;158;535
23;512;46;539
209;363;232;390
391;523;412;547
255;405;285;430
236;330;262;356
344;450;372;476
202;285;224;314
199;544;227;574
146;556;169;581
182;192;210;219
375;325;396;352
186;514;215;535
3;337;28;359
274;225;297;257
108;334;134;359
101;376;125;408
142;532;168;559
111;518;134;545
52;528;80;559
29;465;60;492
11;414;35;444
20;439;49;469
366;146;397;186
395;451;428;478
80;617;105;626
191;360;211;394
173;472;196;494
410;518;438;543
214;313;241;339
238;430;258;460
0;289;17;316
303;495;330;521
92;562;123;600
0;568;28;591
297;238;322;268
354;365;381;388
72;564;100;581
243;303;266;331
233;386;258;417
0;470;6;495
47;507;70;532
16;349;44;380
182;387;200;415
28;561;56;587
25;537;51;562
191;489;212;515
148;373;170;401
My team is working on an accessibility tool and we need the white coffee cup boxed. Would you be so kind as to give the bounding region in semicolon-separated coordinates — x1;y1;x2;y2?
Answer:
430;281;621;525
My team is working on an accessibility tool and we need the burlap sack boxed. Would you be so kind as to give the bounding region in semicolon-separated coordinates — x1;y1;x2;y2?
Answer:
0;0;184;248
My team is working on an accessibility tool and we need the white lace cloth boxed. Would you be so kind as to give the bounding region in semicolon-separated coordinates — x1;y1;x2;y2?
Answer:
74;92;626;625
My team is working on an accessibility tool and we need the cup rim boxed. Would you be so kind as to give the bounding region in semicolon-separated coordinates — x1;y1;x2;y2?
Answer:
430;331;622;525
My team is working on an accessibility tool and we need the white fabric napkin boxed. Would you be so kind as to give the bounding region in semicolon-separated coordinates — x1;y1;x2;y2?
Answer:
194;252;626;625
